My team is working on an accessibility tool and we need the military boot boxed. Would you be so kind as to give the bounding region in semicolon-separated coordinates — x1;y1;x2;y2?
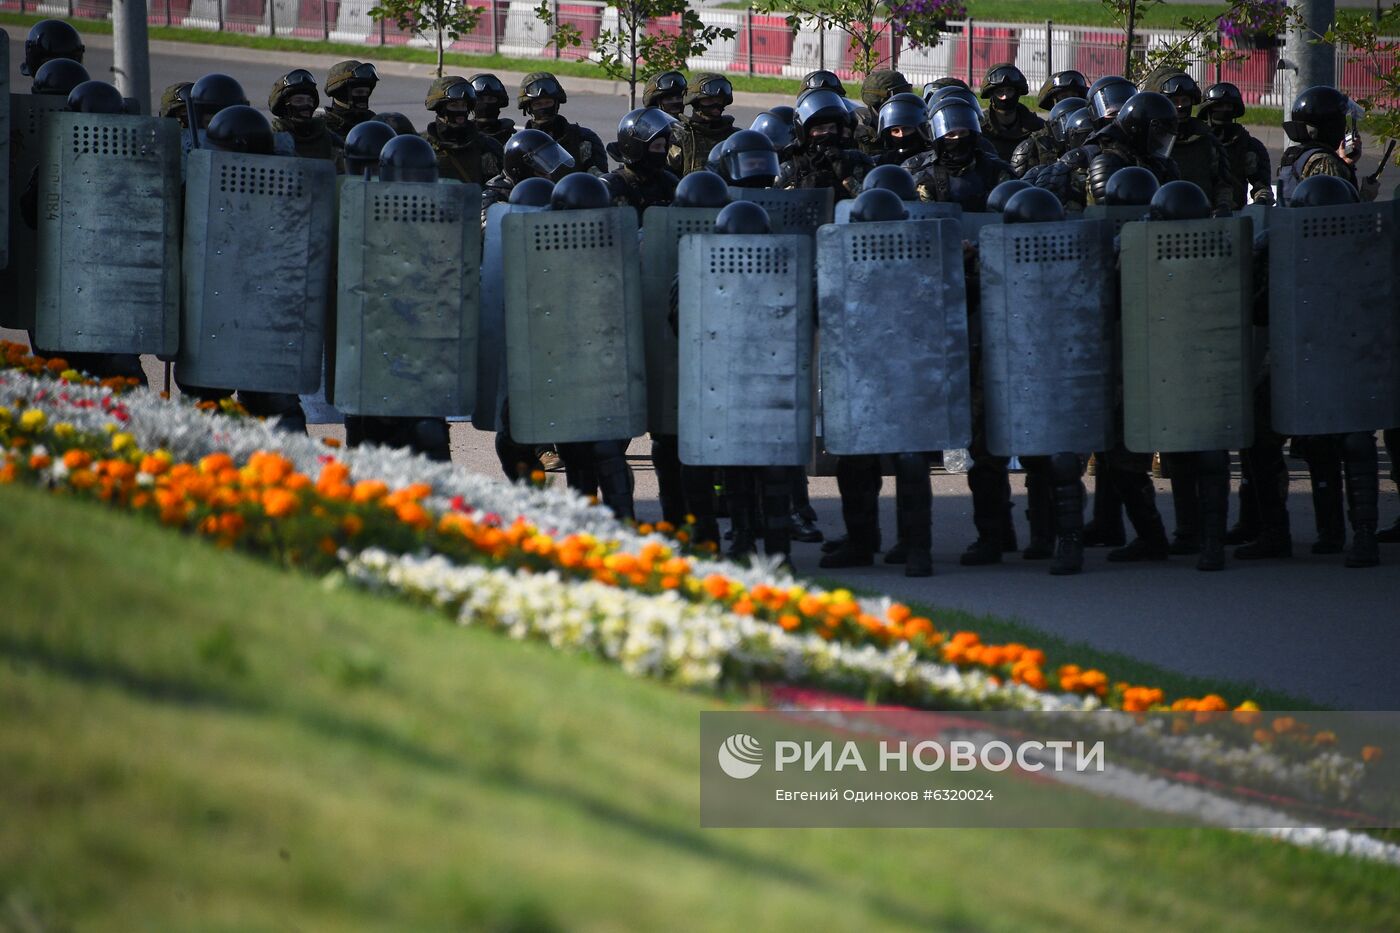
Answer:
895;453;933;577
962;459;1011;565
823;458;879;567
1378;517;1400;545
1343;434;1380;569
1308;460;1347;555
594;441;636;522
884;490;910;564
650;435;686;526
1049;477;1085;576
1022;468;1055;560
1166;456;1201;555
1196;455;1230;572
759;467;793;568
724;470;758;559
1106;473;1170;562
1083;460;1126;547
1225;474;1260;545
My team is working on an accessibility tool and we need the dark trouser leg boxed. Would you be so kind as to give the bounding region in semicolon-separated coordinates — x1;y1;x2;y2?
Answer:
724;467;758;558
238;391;306;434
1167;455;1200;554
1049;452;1085;575
1084;453;1126;547
1237;378;1293;559
961;452;1013;565
1379;429;1400;543
1302;437;1347;554
593;439;635;522
821;455;878;568
349;416;450;461
759;466;792;561
1226;462;1260;545
1342;432;1380;568
789;467;823;542
681;464;720;546
1105;448;1169;562
1019;456;1055;560
1195;449;1230;571
495;400;543;481
557;442;600;500
650;434;686;526
894;452;933;577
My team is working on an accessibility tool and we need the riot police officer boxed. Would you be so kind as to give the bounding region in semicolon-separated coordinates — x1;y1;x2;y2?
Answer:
519;72;608;174
980;63;1045;162
374;111;417;136
1086;75;1137;129
424;76;505;185
873;92;932;166
469;73;516;145
715;130;782;187
186;73;249;132
908;99;1011;210
602;107;680;216
20;19;84;77
30;58;88;97
1035;69;1090;112
667;72;739;176
481;128;578;223
322;60;379;137
643;70;688;117
268;69;345;168
1277;86;1379;202
857;69;914;155
343;120;397;177
781;88;872;199
1199;81;1274;209
1010;96;1087;178
1083;92;1181;204
750;107;799;165
1142;70;1236;215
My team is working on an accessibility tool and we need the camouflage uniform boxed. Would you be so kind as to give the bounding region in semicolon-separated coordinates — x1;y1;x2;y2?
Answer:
856;70;913;156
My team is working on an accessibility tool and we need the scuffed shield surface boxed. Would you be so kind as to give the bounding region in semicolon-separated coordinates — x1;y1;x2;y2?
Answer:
474;201;548;431
1;94;67;329
833;199;960;224
727;186;833;234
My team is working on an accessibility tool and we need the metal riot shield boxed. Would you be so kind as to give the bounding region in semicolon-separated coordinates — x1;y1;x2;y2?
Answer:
178;148;336;393
1;94;67;330
335;178;481;418
0;41;8;270
640;205;724;435
1268;200;1400;435
727;186;834;235
501;207;647;444
817;218;971;454
1119;217;1253;453
1081;203;1149;237
960;211;1000;244
474;200;549;431
34;113;182;356
979;219;1117;456
832;199;961;224
678;233;815;466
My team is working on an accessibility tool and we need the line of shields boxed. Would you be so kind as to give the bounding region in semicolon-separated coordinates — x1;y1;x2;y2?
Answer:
4;96;1400;468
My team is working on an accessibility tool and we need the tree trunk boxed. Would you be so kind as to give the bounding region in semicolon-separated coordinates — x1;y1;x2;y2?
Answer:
629;4;639;109
437;26;445;76
1124;0;1138;78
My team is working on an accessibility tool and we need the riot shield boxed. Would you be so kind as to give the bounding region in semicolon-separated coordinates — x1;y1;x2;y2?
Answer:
979;219;1117;456
1081;203;1149;237
832;199;961;224
1;41;8;271
727;186;834;235
640;205;724;435
474;201;548;431
501;206;647;444
335;178;481;418
34;113;182;356
1268;200;1400;435
177;149;336;393
678;233;815;466
1119;217;1253;453
960;211;1000;244
817;218;971;455
0;94;67;330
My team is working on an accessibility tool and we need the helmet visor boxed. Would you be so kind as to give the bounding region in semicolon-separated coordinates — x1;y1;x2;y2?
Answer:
930;101;982;139
631;106;678;141
725;149;780;183
526;140;576;179
652;72;685;94
698;75;732;98
1147;120;1177;158
352;63;379;82
1091;83;1135;119
878;97;928;136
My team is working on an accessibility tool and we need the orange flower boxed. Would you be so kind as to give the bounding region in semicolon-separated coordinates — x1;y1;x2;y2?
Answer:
1362;746;1383;764
218;513;245;538
732;598;755;616
68;468;97;489
394;500;430;530
28;453;51;470
62;449;93;470
342;514;364;537
139;454;169;476
352;480;388;504
702;574;730;601
199;452;234;474
887;603;912;625
319;536;339;556
261;487;299;518
778;614;802;631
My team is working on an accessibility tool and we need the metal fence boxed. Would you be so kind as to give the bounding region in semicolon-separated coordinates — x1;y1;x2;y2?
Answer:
6;0;1396;107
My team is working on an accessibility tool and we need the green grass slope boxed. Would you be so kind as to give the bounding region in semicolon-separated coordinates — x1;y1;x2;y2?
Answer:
1;483;1398;932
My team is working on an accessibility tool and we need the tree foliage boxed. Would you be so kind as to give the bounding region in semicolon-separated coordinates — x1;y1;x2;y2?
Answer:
369;0;482;76
753;0;962;79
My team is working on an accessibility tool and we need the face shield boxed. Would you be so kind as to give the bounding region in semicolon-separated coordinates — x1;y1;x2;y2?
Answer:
724;148;781;186
1146;118;1177;158
1090;82;1135;122
525;139;576;181
930;101;982;141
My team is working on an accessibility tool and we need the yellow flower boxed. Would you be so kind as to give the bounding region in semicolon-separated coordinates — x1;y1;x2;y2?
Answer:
111;432;135;452
18;409;46;432
60;369;82;381
53;422;75;439
0;406;10;425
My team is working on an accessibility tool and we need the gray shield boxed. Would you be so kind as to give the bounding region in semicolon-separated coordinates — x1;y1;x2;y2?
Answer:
1268;201;1400;435
979;219;1117;456
832;199;961;224
502;206;647;444
1119;217;1253;453
1;94;67;330
474;200;549;431
335;178;481;418
641;205;724;435
1081;203;1149;236
678;233;815;466
34;113;182;356
177;148;336;393
817;218;971;455
960;211;1000;244
728;186;834;234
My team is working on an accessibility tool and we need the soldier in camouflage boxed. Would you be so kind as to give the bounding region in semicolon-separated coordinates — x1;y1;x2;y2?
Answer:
423;76;505;186
1277;85;1380;202
1199;81;1274;208
1141;70;1236;215
667;73;739;176
643;70;687;117
602;107;679;217
268;69;345;170
468;73;516;146
159;80;193;127
980;63;1045;162
322;60;379;137
517;72;607;174
1010;95;1087;178
906;99;1011;211
855;70;913;156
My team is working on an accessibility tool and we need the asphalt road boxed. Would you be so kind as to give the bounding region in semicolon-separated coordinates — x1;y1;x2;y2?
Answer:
7;34;1400;709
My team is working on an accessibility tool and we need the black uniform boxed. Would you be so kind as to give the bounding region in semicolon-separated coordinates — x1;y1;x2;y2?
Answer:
528;115;608;174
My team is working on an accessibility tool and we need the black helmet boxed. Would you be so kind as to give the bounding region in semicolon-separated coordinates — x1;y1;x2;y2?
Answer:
862;164;918;201
1048;96;1088;141
987;179;1032;213
1288;174;1360;208
794;88;853;146
877;92;932;152
686;72;734;109
269;68;320;118
673;170;731;208
981;62;1029;100
469;73;509;111
750;108;797;157
510;176;556;206
929;99;982;141
718;130;780;188
1198;82;1246;121
1116;92;1179;158
1003;187;1066;223
1087;152;1130;203
643;70;687;110
66;80;125;114
1064;107;1097;147
802;70;846;97
1283;85;1351;148
1088;75;1136;123
705;140;725;174
714;200;771;235
1158;72;1201;105
22;19;84;77
518;72;568;113
344;120;397;175
190;73;250;128
612;107;677;166
374;111;417;135
1104;166;1160;206
1149;180;1212;221
550;171;611;211
31;58;89;97
1036;69;1089;111
849;188;908;223
378;134;439;183
504;128;576;182
205;105;274;155
925;85;984;122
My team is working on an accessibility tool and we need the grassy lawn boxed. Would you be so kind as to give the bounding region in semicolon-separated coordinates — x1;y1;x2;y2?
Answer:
2;482;1399;930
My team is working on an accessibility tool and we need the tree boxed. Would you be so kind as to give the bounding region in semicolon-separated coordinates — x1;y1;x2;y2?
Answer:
1326;3;1400;148
753;0;963;80
369;0;482;76
536;0;736;108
